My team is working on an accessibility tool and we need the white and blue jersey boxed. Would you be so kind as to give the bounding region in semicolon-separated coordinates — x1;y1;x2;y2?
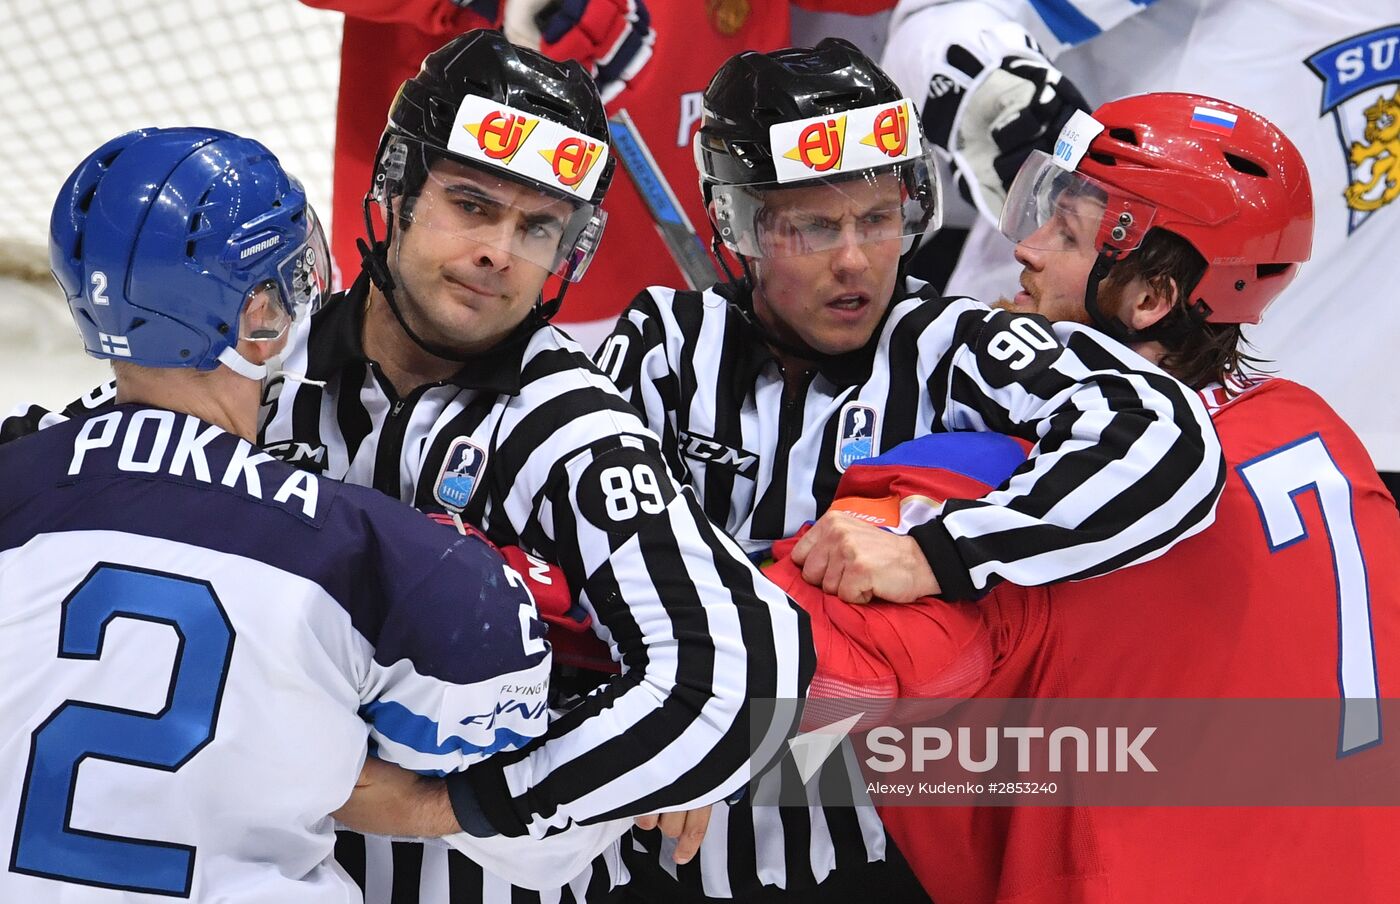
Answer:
0;404;551;903
883;0;1400;470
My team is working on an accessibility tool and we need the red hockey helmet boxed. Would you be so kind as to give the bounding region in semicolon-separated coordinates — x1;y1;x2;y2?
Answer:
1002;92;1314;324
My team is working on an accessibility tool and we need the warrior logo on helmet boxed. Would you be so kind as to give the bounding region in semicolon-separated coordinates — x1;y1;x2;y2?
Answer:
466;110;539;164
1307;25;1400;233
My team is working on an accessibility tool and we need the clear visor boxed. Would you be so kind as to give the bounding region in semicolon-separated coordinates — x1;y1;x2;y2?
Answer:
242;209;331;343
999;150;1157;255
711;149;942;259
385;142;606;282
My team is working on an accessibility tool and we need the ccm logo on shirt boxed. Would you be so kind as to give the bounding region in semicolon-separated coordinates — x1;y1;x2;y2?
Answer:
679;431;760;478
263;440;328;471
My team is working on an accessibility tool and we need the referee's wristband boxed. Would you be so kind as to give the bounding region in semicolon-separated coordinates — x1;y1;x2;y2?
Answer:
445;771;499;838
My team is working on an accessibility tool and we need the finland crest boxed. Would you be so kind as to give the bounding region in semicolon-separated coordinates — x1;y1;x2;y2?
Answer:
835;402;878;472
1307;25;1400;233
434;437;488;512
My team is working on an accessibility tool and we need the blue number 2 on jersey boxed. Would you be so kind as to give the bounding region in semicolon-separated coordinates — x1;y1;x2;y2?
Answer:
9;564;235;897
1238;433;1381;757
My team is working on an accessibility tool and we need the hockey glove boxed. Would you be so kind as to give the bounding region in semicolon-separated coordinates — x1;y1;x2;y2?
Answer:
919;22;1088;224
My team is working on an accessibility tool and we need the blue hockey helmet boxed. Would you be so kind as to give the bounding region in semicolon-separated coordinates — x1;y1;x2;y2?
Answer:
50;127;329;374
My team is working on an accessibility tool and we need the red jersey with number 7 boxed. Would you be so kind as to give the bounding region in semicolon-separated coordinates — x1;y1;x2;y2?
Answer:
782;378;1400;903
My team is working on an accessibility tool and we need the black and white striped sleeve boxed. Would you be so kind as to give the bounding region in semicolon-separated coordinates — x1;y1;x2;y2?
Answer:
450;370;813;838
910;302;1225;599
0;380;116;444
593;288;685;477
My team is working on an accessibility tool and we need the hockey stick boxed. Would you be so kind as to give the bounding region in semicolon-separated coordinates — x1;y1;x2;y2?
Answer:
607;109;722;290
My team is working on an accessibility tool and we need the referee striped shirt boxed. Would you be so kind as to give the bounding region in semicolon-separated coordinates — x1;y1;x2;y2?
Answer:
597;278;1224;594
596;276;1225;896
267;273;813;900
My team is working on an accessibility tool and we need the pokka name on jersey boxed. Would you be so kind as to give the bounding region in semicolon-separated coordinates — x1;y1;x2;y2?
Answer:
449;93;610;197
769;98;921;183
68;409;321;519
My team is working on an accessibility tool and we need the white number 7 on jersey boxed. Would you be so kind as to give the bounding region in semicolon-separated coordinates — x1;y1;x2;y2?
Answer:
1238;433;1381;756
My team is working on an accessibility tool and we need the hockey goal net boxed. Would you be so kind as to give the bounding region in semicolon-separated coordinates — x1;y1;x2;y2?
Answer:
0;0;344;408
0;0;343;283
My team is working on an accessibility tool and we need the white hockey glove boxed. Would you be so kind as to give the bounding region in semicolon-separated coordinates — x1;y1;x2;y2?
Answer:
919;22;1088;224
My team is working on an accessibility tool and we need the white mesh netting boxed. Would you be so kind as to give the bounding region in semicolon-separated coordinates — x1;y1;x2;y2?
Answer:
0;0;344;409
1;0;343;273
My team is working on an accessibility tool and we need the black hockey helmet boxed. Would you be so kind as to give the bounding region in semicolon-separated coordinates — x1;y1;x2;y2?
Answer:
368;28;613;284
695;39;941;262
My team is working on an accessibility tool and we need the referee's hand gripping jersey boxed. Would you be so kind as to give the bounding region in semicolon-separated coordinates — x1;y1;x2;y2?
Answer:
600;40;1226;899
0;127;552;903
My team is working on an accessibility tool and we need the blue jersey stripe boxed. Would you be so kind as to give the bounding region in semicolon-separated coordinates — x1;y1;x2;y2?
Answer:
363;699;538;762
1028;0;1104;45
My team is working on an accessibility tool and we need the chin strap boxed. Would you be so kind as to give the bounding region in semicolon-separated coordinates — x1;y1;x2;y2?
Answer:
711;229;824;362
217;345;326;388
216;346;269;381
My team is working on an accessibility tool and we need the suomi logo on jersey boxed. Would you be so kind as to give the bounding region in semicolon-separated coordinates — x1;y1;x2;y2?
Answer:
836;402;878;472
1307;25;1400;233
434;436;488;512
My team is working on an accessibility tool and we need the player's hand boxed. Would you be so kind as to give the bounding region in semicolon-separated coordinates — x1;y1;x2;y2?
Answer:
334;756;458;837
918;22;1087;224
533;0;655;103
788;512;940;604
634;805;713;865
957;55;1087;218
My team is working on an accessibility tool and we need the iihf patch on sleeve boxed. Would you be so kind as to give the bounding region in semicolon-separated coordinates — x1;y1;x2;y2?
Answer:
835;401;878;472
973;311;1065;387
576;444;679;536
434;436;489;512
